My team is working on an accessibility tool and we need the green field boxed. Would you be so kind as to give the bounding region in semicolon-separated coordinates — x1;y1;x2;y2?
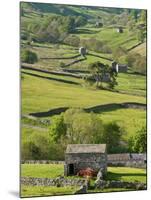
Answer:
21;185;78;197
21;164;146;197
21;164;146;183
21;72;146;114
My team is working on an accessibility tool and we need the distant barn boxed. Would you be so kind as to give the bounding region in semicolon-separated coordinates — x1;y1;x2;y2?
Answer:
112;61;127;73
79;47;87;56
95;22;103;28
116;27;123;33
64;144;107;176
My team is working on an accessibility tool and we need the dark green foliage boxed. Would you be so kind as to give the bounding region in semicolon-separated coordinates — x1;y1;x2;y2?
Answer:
88;62;117;89
21;50;38;64
102;122;124;153
88;61;109;88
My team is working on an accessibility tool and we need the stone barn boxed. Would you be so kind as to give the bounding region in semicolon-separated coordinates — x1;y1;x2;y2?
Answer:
79;47;87;57
95;22;103;28
112;61;128;73
116;27;123;33
64;144;107;176
117;64;128;73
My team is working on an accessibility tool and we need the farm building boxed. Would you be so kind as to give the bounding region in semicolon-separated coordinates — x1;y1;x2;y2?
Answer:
116;27;123;33
79;47;87;56
64;144;107;176
112;61;128;73
95;21;103;28
117;64;128;73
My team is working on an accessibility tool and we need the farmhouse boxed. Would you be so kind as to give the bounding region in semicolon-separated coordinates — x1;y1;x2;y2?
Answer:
64;144;107;176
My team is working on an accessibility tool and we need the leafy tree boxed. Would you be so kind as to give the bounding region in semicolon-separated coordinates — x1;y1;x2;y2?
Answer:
88;62;109;88
102;122;124;153
49;114;66;142
21;50;38;64
88;62;117;89
108;67;118;89
129;126;147;153
64;108;103;144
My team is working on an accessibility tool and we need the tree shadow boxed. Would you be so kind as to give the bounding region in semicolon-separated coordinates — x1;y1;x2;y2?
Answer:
105;172;145;181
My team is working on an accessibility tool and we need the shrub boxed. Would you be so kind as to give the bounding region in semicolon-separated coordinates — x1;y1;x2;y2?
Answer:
21;50;38;64
129;126;147;153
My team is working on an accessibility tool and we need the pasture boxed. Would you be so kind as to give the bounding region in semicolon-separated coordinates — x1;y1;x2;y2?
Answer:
21;164;146;197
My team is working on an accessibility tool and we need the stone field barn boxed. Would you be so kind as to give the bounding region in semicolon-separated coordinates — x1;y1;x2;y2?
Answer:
64;144;107;176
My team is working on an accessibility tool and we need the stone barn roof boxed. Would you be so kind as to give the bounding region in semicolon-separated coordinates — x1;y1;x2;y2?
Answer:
66;144;106;154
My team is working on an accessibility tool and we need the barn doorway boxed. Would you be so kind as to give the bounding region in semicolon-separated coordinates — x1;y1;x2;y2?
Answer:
68;163;74;175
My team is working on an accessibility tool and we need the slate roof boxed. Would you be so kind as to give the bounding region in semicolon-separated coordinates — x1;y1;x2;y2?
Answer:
66;144;106;154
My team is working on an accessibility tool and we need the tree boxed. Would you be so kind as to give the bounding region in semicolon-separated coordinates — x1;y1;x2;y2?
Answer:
88;62;117;89
49;114;66;142
63;108;104;144
21;50;38;64
130;126;147;153
102;122;124;153
88;62;109;88
108;67;118;89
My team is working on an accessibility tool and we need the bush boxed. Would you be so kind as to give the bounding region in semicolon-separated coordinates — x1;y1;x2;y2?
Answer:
129;126;147;153
21;50;38;64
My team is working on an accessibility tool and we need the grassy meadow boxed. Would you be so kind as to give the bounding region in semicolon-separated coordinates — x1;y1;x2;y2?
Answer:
21;164;146;197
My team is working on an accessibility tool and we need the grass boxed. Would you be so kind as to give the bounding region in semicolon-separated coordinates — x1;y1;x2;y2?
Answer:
21;164;64;178
130;42;146;56
21;185;78;197
21;185;135;197
106;167;146;183
116;72;146;97
77;27;139;50
21;72;146;114
21;164;146;183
